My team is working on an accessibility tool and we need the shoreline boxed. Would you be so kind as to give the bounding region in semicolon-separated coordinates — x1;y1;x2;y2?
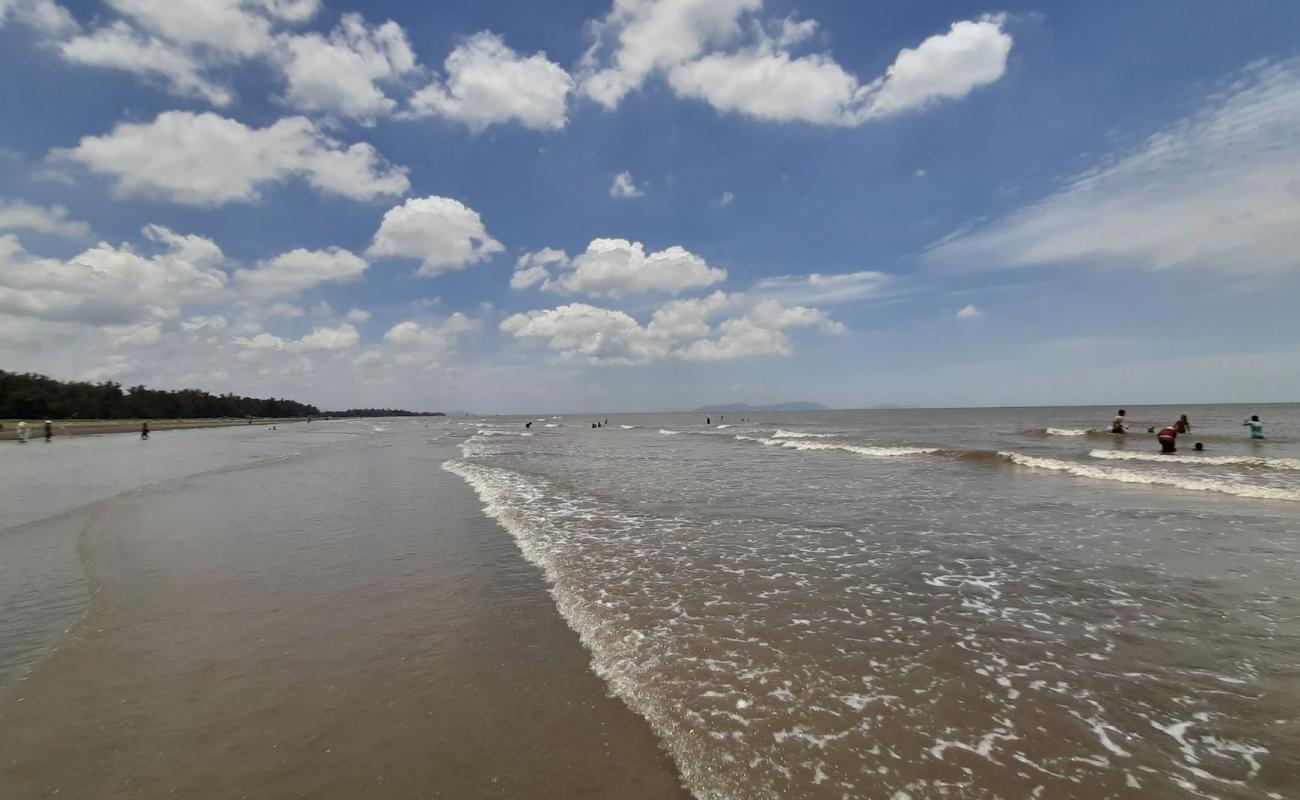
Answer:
0;417;307;440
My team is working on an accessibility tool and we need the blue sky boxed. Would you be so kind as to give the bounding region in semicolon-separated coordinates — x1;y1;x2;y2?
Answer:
1;0;1299;413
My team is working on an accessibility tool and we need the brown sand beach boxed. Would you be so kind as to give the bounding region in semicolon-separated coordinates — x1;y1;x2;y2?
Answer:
0;421;689;798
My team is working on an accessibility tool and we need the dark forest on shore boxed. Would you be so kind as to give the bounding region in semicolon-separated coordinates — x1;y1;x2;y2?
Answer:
0;371;441;420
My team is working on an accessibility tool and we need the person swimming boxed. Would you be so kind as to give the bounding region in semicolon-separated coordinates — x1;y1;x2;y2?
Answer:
1243;415;1264;439
1174;414;1191;434
1111;409;1127;434
1193;442;1204;451
1157;424;1178;453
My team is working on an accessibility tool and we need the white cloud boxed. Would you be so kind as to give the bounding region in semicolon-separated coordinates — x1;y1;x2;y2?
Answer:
106;0;272;58
298;322;359;350
367;196;504;277
667;15;1011;125
511;247;567;289
720;191;735;206
955;303;983;319
751;270;889;305
368;313;480;367
234;246;367;297
858;16;1012;119
609;170;644;198
924;59;1300;275
537;238;727;298
345;308;370;322
579;0;760;108
0;0;78;35
180;314;227;333
501;293;839;364
265;302;304;318
0;200;91;238
55;111;410;206
409;32;573;131
60;22;235;107
274;12;416;123
0;226;227;326
250;0;319;23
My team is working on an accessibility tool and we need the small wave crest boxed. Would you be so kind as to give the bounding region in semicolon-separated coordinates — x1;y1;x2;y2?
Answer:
620;425;638;429
658;429;681;435
739;435;937;458
1089;449;1300;471
1001;452;1300;501
772;430;835;439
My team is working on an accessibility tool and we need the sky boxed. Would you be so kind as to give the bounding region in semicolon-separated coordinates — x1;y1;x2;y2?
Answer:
1;0;1299;413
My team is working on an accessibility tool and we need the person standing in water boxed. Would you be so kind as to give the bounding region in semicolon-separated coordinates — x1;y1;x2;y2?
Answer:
1243;415;1264;439
43;419;53;441
1157;424;1178;453
1111;410;1127;434
1174;414;1191;434
141;422;150;439
16;420;29;443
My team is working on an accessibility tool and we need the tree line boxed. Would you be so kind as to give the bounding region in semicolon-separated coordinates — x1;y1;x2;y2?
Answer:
322;409;445;417
0;370;323;420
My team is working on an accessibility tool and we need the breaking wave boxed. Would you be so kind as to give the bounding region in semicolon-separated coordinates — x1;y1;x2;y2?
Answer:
737;435;938;458
1001;452;1300;501
1089;449;1300;471
772;430;835;439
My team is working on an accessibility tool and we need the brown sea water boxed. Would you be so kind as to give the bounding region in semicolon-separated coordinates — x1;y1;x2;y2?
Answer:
2;405;1298;798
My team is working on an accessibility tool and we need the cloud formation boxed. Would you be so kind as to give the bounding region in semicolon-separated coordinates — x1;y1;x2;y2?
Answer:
924;59;1300;274
580;2;1011;125
367;196;504;276
234;247;368;297
514;238;727;298
409;32;573;131
0;200;91;238
54;111;410;206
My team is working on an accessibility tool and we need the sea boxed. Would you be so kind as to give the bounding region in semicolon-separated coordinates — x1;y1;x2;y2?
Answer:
447;403;1300;799
1;404;1297;798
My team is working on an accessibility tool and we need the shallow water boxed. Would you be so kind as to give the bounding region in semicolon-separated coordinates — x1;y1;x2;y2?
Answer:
450;404;1300;799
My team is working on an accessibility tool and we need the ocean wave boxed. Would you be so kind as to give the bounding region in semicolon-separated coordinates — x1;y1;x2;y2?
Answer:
620;425;638;429
1001;452;1300;501
1046;427;1091;437
1088;449;1300;471
658;429;681;435
772;430;835;439
476;429;533;437
738;435;937;458
544;423;560;428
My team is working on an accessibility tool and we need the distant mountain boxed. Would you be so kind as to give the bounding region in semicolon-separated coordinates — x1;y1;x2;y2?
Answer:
693;401;829;412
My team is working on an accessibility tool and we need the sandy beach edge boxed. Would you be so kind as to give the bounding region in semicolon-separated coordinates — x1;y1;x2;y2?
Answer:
0;417;307;440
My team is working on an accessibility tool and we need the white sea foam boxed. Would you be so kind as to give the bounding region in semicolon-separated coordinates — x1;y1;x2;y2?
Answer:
544;423;559;428
1001;452;1300;501
1046;427;1091;436
772;430;835;439
1089;449;1300;471
659;429;681;435
620;425;638;429
476;429;533;437
741;435;937;458
716;424;733;429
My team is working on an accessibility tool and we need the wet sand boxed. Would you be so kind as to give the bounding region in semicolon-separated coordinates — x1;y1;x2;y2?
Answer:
0;417;306;440
0;436;688;798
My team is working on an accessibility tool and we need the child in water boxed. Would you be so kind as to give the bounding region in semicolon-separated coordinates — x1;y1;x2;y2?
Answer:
1243;415;1264;439
1156;424;1178;453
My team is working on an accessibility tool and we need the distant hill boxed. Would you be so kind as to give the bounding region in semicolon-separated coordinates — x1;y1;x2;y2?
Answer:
693;401;828;412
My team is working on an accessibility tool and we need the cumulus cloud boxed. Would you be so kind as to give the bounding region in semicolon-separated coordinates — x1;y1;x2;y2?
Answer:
579;0;760;108
924;59;1300;275
345;308;370;322
501;293;840;364
54;111;410;206
0;0;78;35
668;14;1011;125
409;32;573;131
0;199;91;238
955;303;983;319
511;247;567;289
250;0;319;23
751;270;889;305
609;170;643;198
519;238;727;298
274;12;416;123
298;322;359;350
580;2;1010;125
106;0;272;58
367;196;504;277
359;313;480;368
0;225;227;326
234;246;367;297
60;22;236;106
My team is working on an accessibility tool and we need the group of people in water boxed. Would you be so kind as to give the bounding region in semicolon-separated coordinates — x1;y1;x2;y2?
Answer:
1110;409;1266;453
